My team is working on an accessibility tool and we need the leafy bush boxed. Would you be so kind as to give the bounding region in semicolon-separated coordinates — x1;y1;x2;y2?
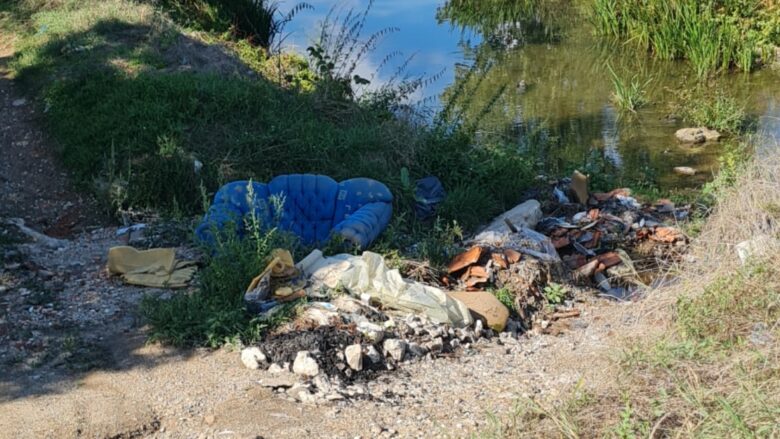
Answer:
543;282;567;304
677;92;749;134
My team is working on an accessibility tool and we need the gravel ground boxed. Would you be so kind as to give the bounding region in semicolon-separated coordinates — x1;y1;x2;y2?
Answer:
0;219;631;438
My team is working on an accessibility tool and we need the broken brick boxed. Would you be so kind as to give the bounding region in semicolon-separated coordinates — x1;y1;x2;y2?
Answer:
468;265;488;278
448;246;483;273
503;249;522;264
651;227;683;243
491;252;509;269
596;251;622;268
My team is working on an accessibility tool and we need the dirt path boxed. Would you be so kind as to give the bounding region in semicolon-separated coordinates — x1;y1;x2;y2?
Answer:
0;45;104;237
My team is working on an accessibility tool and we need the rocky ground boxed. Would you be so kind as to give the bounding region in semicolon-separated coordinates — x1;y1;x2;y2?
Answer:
1;43;650;439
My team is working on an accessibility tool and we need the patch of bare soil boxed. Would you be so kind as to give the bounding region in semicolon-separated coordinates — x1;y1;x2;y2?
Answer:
0;49;106;237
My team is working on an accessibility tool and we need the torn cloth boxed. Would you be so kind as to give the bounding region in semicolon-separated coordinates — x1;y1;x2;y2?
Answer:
107;246;196;288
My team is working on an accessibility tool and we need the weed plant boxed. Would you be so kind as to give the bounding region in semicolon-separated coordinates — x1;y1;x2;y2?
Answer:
606;64;651;112
141;220;301;347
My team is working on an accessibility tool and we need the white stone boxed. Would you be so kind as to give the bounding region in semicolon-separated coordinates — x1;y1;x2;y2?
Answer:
344;344;363;371
240;347;267;370
292;351;320;377
365;345;382;364
383;339;407;362
478;200;542;235
268;363;287;374
736;235;777;265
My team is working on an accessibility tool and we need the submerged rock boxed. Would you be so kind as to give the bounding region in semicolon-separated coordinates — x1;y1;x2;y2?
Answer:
675;127;721;144
673;166;697;176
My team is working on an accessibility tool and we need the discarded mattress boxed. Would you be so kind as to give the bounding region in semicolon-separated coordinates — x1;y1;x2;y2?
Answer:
297;250;474;327
196;174;393;250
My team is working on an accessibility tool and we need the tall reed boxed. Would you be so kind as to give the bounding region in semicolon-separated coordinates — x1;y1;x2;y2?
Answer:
590;0;777;77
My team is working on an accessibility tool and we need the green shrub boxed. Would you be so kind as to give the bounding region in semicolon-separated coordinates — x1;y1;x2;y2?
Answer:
678;92;749;134
141;222;301;347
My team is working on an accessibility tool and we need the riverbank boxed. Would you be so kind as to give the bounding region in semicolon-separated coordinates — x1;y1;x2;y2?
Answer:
1;0;779;437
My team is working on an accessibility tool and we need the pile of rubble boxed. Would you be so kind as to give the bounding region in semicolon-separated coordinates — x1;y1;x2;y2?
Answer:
540;182;688;298
237;170;692;404
240;309;500;404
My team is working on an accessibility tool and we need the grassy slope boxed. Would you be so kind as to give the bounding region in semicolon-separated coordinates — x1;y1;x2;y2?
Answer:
1;0;535;235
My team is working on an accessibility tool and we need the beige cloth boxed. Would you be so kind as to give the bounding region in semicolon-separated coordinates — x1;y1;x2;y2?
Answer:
107;246;196;288
297;250;473;328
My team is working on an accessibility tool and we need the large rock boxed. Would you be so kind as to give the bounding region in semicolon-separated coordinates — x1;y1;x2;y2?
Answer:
383;339;407;362
240;347;267;370
344;344;363;371
447;291;510;332
292;351;320;377
479;200;542;235
675;127;721;144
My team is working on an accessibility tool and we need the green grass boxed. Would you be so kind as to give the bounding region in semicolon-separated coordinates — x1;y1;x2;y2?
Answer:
607;64;651;112
141;222;303;347
590;0;780;77
3;0;536;234
676;91;750;134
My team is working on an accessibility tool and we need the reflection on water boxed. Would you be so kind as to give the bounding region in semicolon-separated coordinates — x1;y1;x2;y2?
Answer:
285;1;780;191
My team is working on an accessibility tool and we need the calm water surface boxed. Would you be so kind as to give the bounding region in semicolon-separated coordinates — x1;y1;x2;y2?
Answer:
284;1;780;191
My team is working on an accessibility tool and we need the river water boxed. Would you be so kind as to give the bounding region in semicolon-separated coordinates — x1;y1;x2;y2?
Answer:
285;0;780;191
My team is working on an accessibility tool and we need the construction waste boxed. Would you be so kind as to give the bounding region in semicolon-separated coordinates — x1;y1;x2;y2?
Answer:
239;170;690;404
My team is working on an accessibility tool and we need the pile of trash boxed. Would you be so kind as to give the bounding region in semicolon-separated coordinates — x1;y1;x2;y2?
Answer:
235;170;691;404
539;173;689;298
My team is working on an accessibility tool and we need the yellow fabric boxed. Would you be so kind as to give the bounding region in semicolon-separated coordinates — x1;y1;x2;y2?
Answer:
107;246;196;288
246;249;299;293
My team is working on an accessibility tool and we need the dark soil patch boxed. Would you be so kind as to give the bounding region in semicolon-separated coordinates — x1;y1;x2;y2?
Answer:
260;326;389;383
